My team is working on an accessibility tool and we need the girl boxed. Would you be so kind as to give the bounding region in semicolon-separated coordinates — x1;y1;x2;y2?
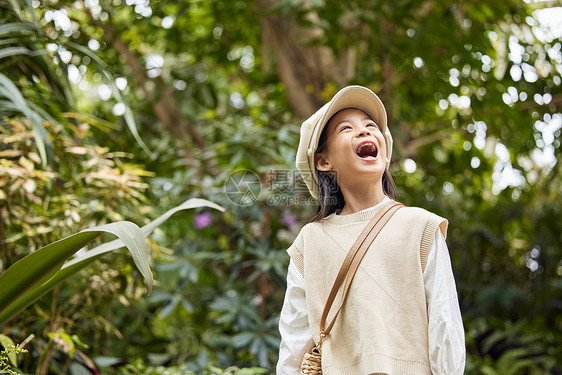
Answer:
277;86;465;374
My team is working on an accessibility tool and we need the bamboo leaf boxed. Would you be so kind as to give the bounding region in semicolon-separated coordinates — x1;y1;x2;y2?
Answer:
0;72;50;166
0;22;39;37
66;41;154;158
0;46;32;60
20;0;39;25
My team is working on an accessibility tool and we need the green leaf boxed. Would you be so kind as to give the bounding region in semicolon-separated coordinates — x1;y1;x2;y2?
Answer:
0;72;50;166
0;22;39;37
47;331;76;358
71;335;89;349
232;332;254;348
65;41;154;159
0;198;224;326
0;46;33;59
0;222;146;326
62;198;225;269
0;334;17;367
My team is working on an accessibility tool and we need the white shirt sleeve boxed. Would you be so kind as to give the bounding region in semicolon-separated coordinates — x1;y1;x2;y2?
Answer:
424;229;466;374
277;260;314;375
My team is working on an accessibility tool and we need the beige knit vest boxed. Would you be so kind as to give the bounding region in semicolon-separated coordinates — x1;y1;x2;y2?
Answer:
288;204;447;375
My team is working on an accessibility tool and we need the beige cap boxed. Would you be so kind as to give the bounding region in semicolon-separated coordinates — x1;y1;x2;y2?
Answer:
295;85;393;198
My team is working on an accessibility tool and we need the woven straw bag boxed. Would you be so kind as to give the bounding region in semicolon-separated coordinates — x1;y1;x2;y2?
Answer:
299;201;403;375
301;346;322;374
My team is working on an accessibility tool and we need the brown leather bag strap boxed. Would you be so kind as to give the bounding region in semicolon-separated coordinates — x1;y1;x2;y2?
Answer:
318;201;404;343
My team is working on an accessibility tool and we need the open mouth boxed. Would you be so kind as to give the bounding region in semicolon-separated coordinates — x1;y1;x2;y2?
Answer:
356;142;378;160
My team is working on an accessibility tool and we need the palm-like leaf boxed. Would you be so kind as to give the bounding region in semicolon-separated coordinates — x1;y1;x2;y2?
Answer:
0;72;51;164
0;1;152;165
0;198;224;326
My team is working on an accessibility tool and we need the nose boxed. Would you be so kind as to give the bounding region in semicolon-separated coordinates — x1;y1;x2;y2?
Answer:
356;127;372;137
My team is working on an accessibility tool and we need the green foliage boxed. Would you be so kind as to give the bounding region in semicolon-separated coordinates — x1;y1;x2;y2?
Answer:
109;360;266;375
0;334;27;375
0;222;148;325
0;0;150;165
0;197;222;326
466;318;560;374
1;0;561;373
0;118;153;255
0;72;51;167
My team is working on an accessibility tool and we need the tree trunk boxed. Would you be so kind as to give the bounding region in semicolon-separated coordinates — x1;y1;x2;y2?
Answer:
259;0;355;118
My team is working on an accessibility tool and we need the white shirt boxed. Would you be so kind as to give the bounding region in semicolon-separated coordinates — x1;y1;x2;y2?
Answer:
277;204;466;375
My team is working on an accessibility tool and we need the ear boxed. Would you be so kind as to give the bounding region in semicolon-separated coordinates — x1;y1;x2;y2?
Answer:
314;152;332;172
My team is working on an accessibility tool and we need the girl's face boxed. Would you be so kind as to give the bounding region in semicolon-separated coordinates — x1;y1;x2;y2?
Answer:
315;108;388;193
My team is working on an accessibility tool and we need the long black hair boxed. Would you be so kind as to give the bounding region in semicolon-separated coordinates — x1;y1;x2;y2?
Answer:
310;109;397;222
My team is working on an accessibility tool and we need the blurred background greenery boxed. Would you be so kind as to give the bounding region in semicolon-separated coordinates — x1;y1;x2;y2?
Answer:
0;0;561;373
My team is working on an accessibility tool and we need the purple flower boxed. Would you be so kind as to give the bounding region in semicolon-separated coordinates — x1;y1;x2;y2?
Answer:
194;212;212;229
283;214;297;231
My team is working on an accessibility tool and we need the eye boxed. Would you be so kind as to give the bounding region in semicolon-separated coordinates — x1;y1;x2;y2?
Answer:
339;125;352;132
366;123;382;131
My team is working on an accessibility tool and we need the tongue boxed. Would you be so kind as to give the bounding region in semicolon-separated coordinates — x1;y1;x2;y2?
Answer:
357;144;377;158
358;149;371;158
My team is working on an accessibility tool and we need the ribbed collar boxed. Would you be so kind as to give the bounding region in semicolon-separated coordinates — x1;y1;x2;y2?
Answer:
324;196;392;225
